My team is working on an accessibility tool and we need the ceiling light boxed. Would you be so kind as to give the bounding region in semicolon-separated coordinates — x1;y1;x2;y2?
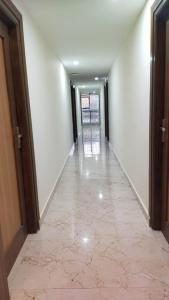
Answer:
73;60;79;66
93;91;96;94
95;77;99;81
82;237;89;244
98;192;103;199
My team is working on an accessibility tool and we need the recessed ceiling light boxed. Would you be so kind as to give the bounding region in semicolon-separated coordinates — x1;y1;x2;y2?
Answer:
73;60;79;66
94;77;99;81
98;192;103;199
82;237;89;244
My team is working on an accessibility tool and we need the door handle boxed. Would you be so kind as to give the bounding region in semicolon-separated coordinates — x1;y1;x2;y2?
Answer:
15;126;23;149
160;127;166;132
160;119;167;143
160;126;166;143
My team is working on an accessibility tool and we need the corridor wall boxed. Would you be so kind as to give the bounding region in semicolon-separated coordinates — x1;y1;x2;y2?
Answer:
109;0;155;215
12;0;74;217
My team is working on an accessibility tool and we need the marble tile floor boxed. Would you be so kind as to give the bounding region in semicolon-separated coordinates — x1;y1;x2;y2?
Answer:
8;126;169;299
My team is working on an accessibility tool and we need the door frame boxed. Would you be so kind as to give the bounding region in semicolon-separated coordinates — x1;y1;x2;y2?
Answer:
0;228;9;300
104;81;109;141
70;83;78;142
150;0;169;230
0;0;39;297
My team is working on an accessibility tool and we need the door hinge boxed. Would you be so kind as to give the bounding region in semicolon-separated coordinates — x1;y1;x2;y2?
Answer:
160;119;167;143
15;126;23;149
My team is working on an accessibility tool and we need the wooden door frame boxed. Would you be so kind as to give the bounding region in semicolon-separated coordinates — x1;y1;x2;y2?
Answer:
0;228;9;300
150;0;169;229
104;81;109;141
70;83;78;142
0;0;39;297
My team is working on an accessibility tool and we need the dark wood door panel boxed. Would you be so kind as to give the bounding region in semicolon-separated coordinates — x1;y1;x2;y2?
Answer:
161;20;169;239
150;0;169;243
104;82;109;141
0;32;26;274
0;230;9;300
71;84;78;142
0;0;39;298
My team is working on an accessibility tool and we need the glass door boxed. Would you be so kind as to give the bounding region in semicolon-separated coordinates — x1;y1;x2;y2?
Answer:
81;92;100;125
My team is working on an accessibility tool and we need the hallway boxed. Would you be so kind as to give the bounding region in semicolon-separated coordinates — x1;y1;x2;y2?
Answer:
9;127;169;299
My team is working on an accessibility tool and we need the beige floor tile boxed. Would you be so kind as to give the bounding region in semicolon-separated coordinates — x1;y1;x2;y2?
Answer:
9;126;169;299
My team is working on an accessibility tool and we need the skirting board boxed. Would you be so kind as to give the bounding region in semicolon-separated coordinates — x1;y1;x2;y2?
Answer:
109;142;150;223
40;143;75;223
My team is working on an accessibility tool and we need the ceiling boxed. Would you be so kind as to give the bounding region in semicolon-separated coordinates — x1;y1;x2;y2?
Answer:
77;82;104;94
23;0;146;79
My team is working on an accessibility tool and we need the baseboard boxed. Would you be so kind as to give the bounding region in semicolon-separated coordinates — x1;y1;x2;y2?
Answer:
40;143;75;223
109;142;149;223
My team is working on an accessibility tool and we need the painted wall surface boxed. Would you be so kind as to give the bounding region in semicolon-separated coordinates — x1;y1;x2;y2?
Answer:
109;0;154;215
12;0;73;216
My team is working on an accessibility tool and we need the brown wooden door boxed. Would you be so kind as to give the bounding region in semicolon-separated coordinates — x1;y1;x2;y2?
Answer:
0;21;26;274
0;229;9;300
104;82;109;141
161;20;169;241
71;84;78;142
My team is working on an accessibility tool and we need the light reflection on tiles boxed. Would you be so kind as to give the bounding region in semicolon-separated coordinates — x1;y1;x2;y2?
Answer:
82;125;101;157
9;125;169;300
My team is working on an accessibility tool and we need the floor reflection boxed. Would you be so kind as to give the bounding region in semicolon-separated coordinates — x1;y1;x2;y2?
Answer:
81;125;101;157
9;122;169;300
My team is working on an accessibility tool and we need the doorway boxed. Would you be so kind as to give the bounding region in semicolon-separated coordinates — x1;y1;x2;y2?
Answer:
80;92;100;125
0;1;39;298
104;81;109;141
0;22;27;274
70;83;78;143
150;0;169;242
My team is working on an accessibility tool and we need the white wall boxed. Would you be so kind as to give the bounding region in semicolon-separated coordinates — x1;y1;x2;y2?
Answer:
12;0;73;216
109;0;154;215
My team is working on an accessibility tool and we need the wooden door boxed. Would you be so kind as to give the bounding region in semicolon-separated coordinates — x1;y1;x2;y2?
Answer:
0;229;9;300
104;82;109;141
161;20;169;241
71;84;78;142
0;21;26;274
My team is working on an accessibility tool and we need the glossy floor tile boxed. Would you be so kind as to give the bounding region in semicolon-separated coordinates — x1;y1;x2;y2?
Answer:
9;126;169;299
